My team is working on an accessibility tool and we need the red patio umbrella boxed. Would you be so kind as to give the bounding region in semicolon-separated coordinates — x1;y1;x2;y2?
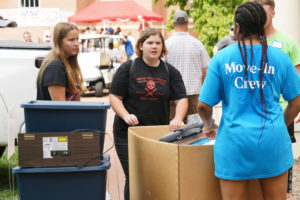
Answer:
68;0;163;23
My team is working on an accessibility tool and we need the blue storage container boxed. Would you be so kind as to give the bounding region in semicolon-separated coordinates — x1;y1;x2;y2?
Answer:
13;154;110;200
21;100;110;155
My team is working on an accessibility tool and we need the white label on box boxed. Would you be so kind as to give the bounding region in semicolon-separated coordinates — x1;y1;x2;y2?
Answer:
43;137;68;159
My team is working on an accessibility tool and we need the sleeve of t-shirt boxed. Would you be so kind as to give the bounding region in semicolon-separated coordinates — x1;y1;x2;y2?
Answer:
216;36;228;50
281;53;300;101
168;64;187;101
289;40;300;66
42;60;67;87
109;60;131;97
199;55;222;106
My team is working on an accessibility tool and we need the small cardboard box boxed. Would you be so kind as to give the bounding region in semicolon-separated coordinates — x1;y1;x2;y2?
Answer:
128;125;263;200
18;131;101;168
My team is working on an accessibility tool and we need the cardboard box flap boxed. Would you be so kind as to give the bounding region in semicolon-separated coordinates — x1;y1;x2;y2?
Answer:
129;126;179;200
129;125;173;140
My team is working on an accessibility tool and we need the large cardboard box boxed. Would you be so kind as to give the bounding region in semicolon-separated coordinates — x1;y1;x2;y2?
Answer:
128;125;263;200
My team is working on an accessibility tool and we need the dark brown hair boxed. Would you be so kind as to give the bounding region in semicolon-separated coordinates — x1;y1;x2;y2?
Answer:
234;2;269;131
135;27;168;58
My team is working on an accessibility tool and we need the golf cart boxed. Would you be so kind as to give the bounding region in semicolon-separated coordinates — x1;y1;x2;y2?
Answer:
78;34;123;97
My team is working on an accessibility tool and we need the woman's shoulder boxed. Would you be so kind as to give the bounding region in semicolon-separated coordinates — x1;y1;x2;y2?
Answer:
121;57;145;71
44;58;66;73
115;59;133;76
212;44;235;60
267;45;291;63
119;59;132;70
267;46;293;69
163;60;175;70
47;58;65;68
163;61;181;76
267;45;288;56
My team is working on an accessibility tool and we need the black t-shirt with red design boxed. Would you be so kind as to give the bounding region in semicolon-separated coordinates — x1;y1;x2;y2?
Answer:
36;58;79;101
110;57;187;137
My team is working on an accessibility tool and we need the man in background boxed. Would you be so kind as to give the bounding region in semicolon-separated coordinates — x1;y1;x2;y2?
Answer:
164;10;210;122
213;25;236;55
251;0;300;199
23;31;33;43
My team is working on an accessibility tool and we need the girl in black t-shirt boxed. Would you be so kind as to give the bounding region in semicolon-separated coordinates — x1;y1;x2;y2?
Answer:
36;22;85;101
109;28;188;200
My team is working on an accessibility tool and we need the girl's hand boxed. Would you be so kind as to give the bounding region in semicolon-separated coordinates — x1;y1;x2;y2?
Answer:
169;118;183;131
123;114;139;126
202;123;218;140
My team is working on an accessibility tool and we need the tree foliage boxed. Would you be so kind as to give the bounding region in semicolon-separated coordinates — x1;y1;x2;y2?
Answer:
155;0;247;56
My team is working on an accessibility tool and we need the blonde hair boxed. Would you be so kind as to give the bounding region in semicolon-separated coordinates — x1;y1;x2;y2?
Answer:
135;28;168;58
37;22;85;95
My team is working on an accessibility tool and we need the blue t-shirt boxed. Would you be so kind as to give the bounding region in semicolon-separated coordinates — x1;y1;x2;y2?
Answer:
124;40;134;56
199;44;300;180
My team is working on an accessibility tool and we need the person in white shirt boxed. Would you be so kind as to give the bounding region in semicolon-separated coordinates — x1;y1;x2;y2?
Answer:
164;10;210;122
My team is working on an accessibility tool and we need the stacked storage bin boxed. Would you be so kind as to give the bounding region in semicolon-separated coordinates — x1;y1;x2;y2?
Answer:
13;100;111;200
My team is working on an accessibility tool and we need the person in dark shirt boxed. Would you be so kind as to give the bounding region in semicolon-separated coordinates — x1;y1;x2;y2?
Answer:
36;22;85;101
213;25;236;55
109;27;188;200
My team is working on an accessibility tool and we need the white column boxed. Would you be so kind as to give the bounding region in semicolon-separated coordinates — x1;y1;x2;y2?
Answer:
273;0;300;46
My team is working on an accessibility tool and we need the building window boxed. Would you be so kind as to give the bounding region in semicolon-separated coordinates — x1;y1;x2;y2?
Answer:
20;0;39;8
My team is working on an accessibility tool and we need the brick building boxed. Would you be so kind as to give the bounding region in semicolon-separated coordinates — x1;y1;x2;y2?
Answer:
0;0;176;42
0;0;299;45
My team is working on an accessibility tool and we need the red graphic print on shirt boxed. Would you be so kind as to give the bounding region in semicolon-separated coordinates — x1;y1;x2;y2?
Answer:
145;80;156;97
135;76;166;101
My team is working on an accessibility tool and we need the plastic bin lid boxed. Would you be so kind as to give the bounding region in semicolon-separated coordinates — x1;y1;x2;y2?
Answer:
13;154;110;174
21;100;110;110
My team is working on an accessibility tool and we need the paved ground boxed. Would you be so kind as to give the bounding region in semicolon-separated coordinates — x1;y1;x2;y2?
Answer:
82;94;125;200
83;94;300;200
293;159;300;199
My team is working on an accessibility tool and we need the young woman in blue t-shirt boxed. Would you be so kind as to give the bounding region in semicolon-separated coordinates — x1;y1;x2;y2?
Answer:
198;2;300;199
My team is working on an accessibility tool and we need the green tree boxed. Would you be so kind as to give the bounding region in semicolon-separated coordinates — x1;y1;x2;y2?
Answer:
155;0;247;56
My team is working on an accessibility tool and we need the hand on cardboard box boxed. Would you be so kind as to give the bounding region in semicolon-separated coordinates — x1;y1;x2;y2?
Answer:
202;123;218;140
169;118;184;131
